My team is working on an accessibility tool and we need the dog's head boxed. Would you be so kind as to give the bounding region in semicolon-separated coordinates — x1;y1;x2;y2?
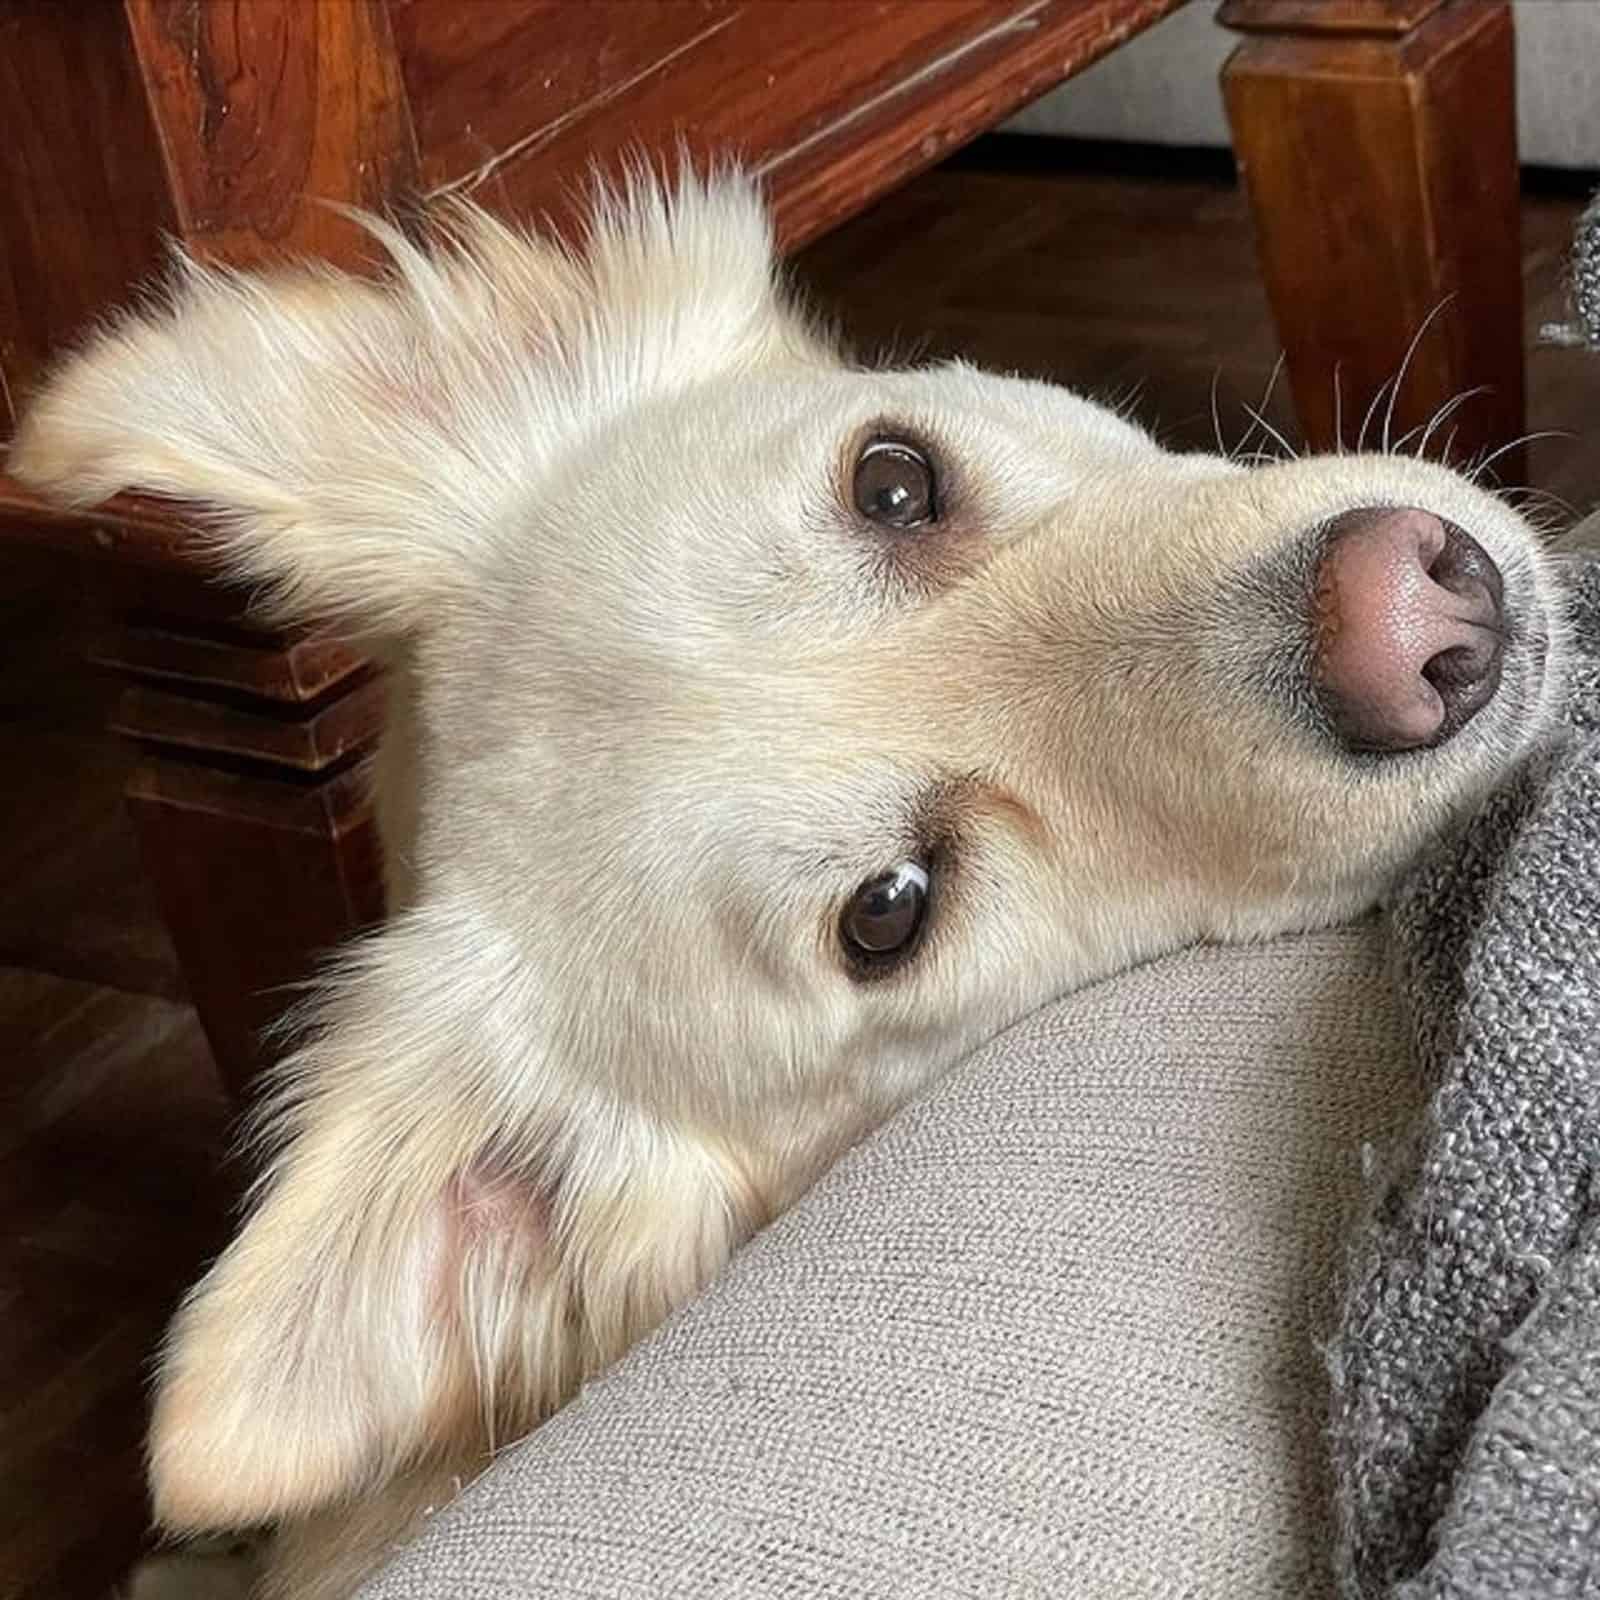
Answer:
11;175;1566;1534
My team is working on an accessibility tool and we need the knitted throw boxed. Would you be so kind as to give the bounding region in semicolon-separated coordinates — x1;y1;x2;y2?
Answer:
1543;188;1599;350
1328;544;1600;1598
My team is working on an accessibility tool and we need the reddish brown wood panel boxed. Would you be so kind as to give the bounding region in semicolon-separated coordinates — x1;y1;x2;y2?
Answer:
123;0;419;268
1218;0;1447;35
126;759;385;1096
93;563;387;1093
112;672;387;771
389;0;736;187
112;674;385;770
0;2;175;431
387;0;1187;249
97;624;367;702
1223;1;1523;466
0;478;214;571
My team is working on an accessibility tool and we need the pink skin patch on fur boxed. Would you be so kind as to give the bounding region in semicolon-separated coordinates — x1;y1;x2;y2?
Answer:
447;1162;553;1252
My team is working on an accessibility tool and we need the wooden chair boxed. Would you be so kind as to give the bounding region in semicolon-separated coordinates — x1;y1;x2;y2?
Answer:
0;0;1522;1095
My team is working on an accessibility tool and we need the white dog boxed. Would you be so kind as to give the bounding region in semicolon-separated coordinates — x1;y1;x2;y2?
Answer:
11;173;1566;1599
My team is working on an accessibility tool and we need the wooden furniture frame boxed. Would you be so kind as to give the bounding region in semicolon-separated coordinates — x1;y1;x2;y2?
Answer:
0;0;1522;1095
1220;0;1524;470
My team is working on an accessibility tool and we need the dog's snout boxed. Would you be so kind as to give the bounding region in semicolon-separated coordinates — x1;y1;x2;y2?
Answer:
1312;507;1505;752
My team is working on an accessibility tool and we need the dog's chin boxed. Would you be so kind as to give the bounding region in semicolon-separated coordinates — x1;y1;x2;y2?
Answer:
1209;874;1398;948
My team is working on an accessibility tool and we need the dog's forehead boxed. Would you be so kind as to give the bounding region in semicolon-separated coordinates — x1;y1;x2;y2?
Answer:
470;361;1164;656
645;360;1159;487
439;361;1179;787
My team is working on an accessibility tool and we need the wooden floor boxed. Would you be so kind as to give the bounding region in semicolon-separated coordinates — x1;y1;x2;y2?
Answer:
2;142;1594;1599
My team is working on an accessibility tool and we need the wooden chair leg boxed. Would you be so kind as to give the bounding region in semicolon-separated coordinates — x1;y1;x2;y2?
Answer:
97;574;387;1098
1219;1;1524;476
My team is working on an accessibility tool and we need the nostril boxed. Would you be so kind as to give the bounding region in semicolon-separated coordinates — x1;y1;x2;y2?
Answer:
1423;637;1497;693
1311;507;1507;754
1427;520;1505;622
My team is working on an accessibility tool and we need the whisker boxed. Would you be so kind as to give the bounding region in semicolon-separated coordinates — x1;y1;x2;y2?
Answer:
1240;401;1299;462
1382;296;1454;455
1257;350;1288;425
1502;483;1581;522
1515;509;1571;541
1356;375;1395;455
1094;376;1147;421
1233;413;1262;460
1332;360;1345;454
1471;429;1577;482
1227;355;1290;461
1497;502;1567;541
1209;367;1228;458
1402;384;1492;461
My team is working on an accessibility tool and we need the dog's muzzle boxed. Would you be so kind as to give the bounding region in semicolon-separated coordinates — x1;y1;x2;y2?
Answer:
1312;507;1506;752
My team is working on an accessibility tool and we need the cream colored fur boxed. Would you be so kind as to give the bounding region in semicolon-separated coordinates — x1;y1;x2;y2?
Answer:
12;175;1567;1599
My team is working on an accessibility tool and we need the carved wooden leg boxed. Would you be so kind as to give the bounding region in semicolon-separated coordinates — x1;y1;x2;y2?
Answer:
97;573;387;1098
1220;1;1524;476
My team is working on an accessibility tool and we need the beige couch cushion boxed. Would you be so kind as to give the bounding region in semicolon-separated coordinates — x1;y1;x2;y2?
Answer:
361;924;1415;1599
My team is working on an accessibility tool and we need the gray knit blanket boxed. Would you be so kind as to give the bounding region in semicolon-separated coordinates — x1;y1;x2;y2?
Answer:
1329;540;1600;1598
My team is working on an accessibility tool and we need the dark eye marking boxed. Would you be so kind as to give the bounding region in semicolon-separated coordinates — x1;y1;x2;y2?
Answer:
852;438;938;530
839;860;930;974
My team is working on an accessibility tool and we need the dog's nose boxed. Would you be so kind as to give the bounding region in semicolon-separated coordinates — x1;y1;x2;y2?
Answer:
1312;507;1505;752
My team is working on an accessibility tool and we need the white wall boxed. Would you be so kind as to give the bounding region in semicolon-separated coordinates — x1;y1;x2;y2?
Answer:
1006;0;1600;169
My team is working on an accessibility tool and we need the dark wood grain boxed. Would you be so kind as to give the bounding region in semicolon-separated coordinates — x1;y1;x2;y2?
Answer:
92;562;388;1093
1222;0;1524;468
113;674;385;772
124;0;419;268
0;1;176;431
126;758;385;1097
0;969;230;1600
0;477;232;572
96;625;368;703
388;0;737;190
0;547;185;1002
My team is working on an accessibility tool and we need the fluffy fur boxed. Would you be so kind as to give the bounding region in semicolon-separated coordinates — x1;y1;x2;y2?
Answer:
10;173;1568;1598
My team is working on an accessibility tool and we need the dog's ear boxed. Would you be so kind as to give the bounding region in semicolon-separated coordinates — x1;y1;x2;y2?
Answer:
7;236;524;635
147;928;762;1531
149;1107;558;1530
9;173;803;636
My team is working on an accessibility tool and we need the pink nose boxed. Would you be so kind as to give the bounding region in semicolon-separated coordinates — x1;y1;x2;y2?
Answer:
1313;507;1505;751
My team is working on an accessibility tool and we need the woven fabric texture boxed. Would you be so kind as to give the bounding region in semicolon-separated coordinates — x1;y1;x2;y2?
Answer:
1328;550;1600;1598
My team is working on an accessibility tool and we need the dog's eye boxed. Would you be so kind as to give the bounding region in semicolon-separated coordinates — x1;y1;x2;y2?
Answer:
840;861;930;965
853;439;937;529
